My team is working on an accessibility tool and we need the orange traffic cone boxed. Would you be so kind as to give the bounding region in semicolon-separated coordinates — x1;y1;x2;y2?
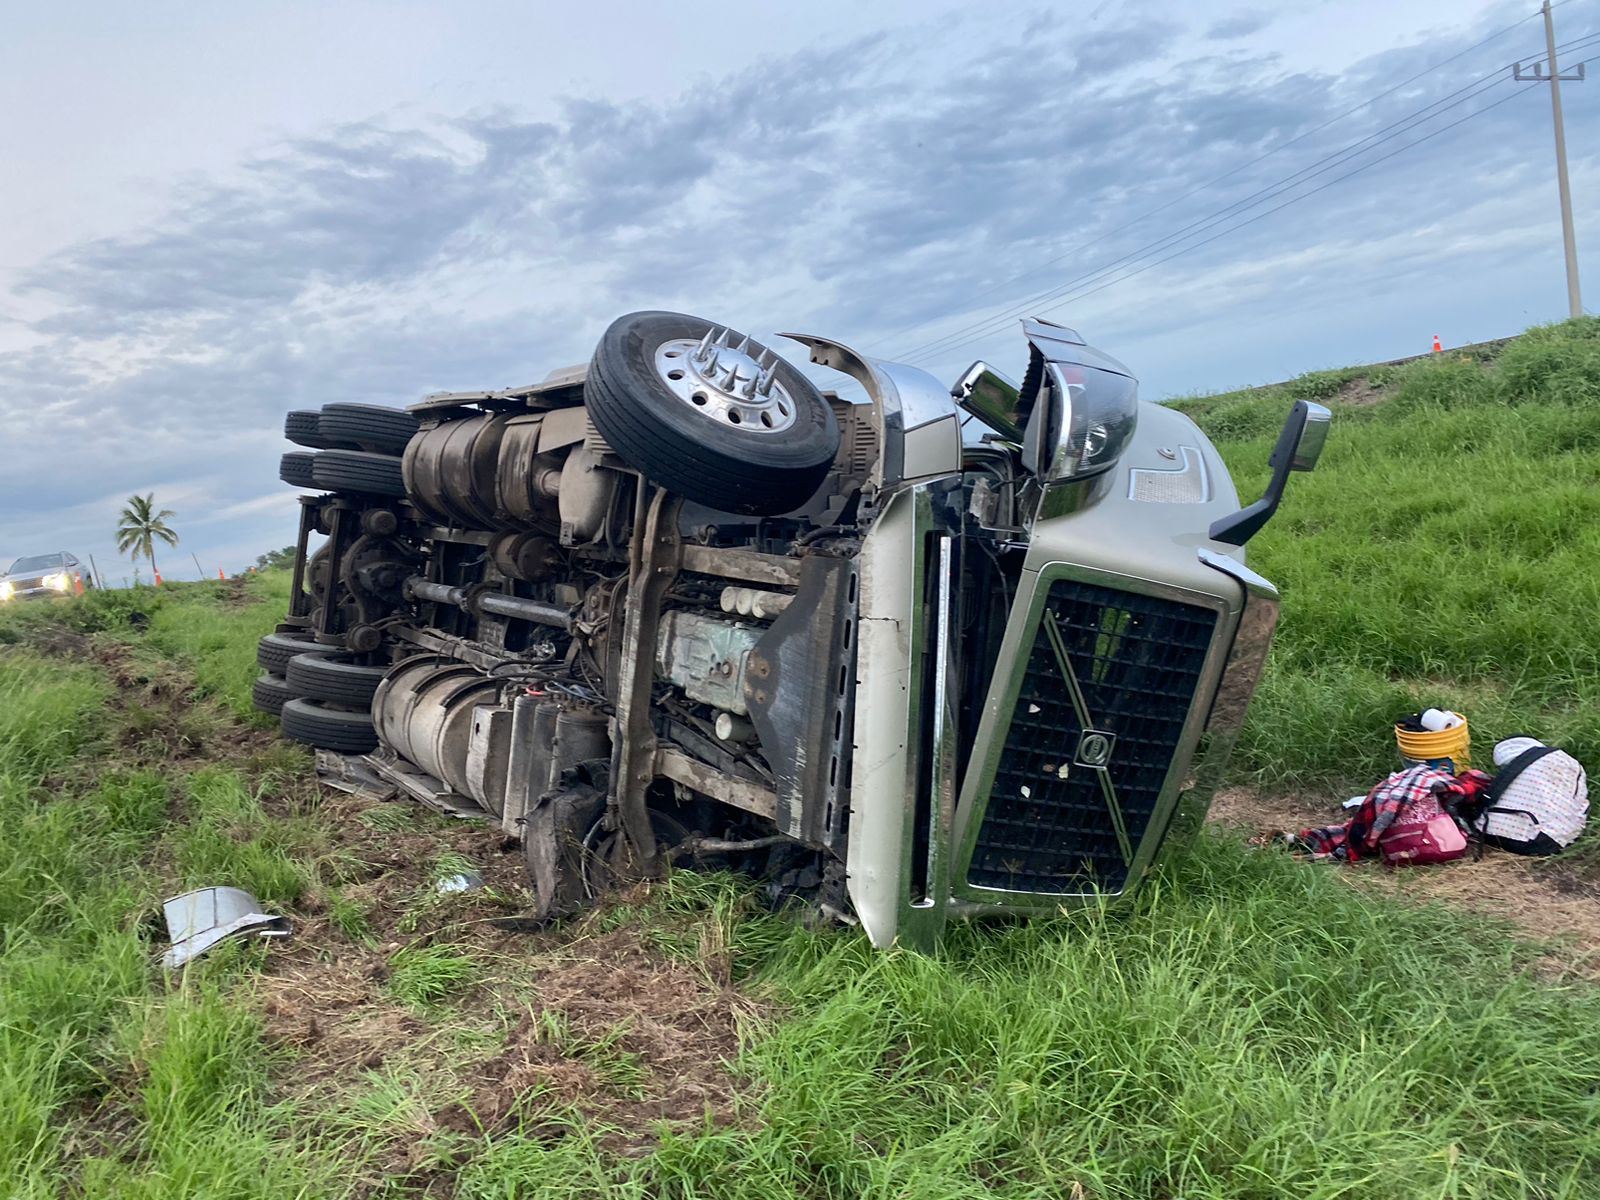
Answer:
74;573;84;595
218;567;225;580
1432;335;1442;354
153;570;163;586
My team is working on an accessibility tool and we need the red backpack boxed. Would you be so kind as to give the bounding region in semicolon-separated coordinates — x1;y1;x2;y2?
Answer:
1378;797;1467;865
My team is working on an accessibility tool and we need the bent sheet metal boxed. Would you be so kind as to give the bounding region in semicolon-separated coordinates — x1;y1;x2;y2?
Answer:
161;886;291;968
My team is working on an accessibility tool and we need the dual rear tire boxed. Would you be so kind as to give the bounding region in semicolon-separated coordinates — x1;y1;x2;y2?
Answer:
252;633;385;752
284;404;417;456
281;405;415;498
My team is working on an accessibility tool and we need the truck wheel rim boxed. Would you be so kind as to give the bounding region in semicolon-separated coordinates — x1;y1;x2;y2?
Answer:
653;328;798;434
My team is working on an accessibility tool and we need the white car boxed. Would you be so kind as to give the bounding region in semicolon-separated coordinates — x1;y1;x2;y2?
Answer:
1;552;89;601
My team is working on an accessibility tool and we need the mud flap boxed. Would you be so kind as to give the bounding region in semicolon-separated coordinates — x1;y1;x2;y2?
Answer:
523;777;607;921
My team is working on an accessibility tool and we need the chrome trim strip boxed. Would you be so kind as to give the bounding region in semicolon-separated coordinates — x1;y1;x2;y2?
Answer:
928;531;947;896
845;480;963;949
896;496;957;949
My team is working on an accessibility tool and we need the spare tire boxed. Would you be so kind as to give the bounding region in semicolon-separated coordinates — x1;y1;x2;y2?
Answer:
320;403;419;456
279;451;317;489
251;673;298;717
585;311;839;515
286;651;386;708
280;698;378;753
257;630;317;675
311;449;408;498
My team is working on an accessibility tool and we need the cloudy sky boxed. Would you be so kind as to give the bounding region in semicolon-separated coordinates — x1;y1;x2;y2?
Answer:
1;0;1594;580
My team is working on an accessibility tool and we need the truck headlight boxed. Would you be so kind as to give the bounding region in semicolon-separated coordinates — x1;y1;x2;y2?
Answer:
0;580;12;601
45;573;70;592
1030;362;1140;482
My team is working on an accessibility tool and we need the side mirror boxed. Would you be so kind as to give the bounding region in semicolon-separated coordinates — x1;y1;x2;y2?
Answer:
952;361;1024;442
1209;400;1330;547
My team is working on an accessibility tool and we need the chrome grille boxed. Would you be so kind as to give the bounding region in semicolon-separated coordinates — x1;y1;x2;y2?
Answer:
967;579;1217;895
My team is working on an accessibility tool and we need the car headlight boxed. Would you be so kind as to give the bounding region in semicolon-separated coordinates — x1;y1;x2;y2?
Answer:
43;572;70;592
0;580;12;601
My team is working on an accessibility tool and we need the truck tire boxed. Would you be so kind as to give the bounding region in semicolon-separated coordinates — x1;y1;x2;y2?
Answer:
280;698;378;753
279;451;317;489
251;673;297;716
257;630;317;675
286;651;386;708
311;449;408;498
585;310;839;516
319;403;419;456
284;409;353;450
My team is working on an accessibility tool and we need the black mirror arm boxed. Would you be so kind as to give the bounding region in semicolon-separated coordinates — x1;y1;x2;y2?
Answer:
1208;401;1309;547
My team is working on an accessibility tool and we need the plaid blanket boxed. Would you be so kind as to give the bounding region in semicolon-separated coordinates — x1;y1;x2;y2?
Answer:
1299;765;1491;861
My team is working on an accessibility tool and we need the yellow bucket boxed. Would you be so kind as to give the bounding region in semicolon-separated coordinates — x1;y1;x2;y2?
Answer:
1395;715;1471;772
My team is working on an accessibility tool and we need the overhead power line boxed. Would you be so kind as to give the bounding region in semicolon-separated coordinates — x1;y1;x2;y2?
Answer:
902;80;1547;367
896;62;1525;364
873;5;1548;354
908;55;1593;366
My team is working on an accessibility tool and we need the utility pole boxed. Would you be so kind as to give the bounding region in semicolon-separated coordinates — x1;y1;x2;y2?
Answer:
1516;0;1586;318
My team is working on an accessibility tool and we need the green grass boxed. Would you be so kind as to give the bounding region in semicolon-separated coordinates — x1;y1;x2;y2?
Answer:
0;593;337;1199
1174;316;1600;789
144;573;295;718
388;944;484;1007
439;862;1600;1199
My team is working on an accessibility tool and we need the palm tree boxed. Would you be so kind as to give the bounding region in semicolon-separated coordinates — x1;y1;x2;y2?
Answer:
116;494;179;585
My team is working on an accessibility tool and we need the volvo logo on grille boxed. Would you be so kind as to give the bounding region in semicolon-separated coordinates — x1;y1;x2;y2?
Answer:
1075;730;1116;768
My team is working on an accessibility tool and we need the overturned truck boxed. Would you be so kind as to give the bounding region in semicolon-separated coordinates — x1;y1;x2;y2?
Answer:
256;310;1327;948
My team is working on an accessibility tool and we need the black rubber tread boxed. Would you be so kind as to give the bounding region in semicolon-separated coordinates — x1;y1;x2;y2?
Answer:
285;651;386;708
257;630;318;675
284;409;353;450
319;403;420;456
279;451;318;489
310;449;408;498
251;673;298;717
280;697;378;753
585;311;840;516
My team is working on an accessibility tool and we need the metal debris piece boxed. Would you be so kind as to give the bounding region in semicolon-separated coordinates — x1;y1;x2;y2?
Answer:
315;748;399;802
435;871;485;894
161;886;291;969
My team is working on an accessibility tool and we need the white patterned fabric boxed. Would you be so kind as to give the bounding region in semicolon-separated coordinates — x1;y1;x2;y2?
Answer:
1482;739;1588;849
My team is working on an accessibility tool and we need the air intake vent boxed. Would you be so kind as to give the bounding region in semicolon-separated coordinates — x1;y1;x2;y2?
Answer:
967;579;1217;895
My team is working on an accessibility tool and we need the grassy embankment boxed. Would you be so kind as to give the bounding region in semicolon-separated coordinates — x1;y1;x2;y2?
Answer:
3;318;1600;1198
1175;316;1600;795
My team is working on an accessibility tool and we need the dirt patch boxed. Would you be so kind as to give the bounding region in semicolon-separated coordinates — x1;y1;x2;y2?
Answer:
447;926;760;1151
19;626;280;771
258;783;767;1158
1210;786;1600;975
1331;375;1388;407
